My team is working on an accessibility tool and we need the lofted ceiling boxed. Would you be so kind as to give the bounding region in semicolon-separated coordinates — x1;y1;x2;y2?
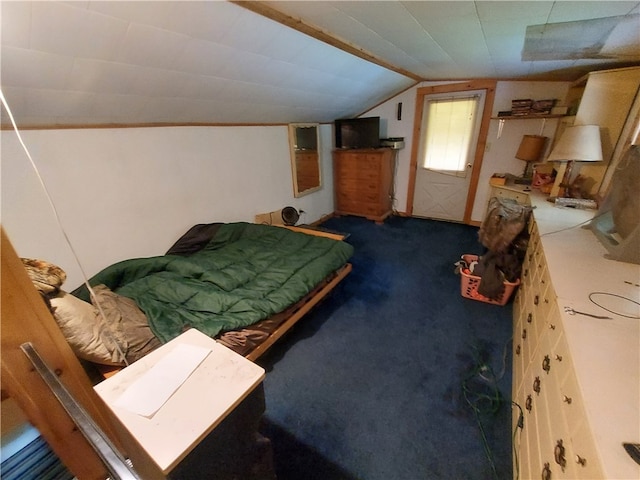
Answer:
1;1;639;128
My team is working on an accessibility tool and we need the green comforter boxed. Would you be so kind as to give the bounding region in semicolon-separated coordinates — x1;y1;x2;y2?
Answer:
76;223;353;343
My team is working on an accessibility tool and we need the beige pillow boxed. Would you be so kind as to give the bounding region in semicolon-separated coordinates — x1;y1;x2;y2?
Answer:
50;291;125;365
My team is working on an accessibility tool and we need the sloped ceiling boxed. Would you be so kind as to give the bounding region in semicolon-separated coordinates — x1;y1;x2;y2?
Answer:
1;1;639;128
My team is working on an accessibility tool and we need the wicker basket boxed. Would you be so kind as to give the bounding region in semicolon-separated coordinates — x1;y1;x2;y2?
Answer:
459;254;520;306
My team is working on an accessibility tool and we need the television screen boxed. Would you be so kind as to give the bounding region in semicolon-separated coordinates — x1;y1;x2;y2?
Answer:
335;117;380;149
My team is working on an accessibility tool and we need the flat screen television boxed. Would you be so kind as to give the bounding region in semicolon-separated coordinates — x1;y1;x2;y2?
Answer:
334;116;380;149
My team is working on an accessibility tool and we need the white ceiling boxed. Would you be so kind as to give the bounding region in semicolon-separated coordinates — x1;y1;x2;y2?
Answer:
1;1;639;128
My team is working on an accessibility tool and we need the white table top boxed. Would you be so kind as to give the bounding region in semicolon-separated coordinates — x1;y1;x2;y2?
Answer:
94;328;265;474
528;191;640;480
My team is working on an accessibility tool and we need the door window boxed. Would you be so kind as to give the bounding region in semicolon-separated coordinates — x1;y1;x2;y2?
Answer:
421;95;480;177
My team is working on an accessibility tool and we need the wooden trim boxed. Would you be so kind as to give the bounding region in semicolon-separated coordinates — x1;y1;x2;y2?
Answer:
405;79;497;224
0;122;290;131
356;81;421;118
232;1;423;82
246;263;352;362
0;228;123;480
281;225;346;241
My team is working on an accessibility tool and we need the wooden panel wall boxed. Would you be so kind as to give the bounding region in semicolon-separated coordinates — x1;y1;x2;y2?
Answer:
1;228;122;479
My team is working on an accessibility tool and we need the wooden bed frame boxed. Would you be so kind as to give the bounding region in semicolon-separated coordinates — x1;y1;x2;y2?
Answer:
246;261;351;361
96;224;352;378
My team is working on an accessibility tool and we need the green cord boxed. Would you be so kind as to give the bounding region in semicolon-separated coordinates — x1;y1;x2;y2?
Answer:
461;344;512;480
511;401;524;480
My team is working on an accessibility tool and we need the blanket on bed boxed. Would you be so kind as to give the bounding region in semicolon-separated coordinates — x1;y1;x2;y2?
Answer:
74;222;353;343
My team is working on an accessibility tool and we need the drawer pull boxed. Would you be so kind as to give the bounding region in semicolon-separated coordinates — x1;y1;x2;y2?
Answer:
522;328;527;340
575;455;587;466
524;269;529;277
515;344;521;356
525;395;532;412
527;313;533;324
562;395;572;404
549;323;556;330
533;376;541;394
534;295;540;305
542;355;551;373
541;462;551;480
555;354;563;362
555;439;567;470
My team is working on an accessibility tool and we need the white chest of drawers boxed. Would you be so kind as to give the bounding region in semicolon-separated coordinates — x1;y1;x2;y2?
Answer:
510;189;640;480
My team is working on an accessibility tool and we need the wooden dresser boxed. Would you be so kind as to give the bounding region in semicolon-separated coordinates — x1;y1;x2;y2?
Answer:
333;148;394;223
502;186;640;480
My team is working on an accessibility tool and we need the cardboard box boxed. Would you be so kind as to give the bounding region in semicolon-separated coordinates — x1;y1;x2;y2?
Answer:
490;174;507;186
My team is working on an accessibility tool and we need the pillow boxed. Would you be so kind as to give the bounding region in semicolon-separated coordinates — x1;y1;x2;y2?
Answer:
50;291;124;365
50;286;162;366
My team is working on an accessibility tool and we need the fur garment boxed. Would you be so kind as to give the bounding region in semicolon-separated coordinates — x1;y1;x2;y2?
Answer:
21;258;67;295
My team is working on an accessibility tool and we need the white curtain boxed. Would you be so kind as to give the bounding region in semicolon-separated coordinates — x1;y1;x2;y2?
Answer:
421;95;479;177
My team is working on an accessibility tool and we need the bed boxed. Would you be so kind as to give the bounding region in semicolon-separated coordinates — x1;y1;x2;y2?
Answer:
27;222;353;374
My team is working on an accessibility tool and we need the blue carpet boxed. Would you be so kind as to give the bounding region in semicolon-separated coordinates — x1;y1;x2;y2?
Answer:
257;216;513;480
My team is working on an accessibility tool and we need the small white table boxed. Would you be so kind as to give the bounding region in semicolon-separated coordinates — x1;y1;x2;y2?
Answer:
94;328;268;479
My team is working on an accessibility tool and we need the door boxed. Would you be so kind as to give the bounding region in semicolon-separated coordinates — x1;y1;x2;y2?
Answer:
412;91;486;221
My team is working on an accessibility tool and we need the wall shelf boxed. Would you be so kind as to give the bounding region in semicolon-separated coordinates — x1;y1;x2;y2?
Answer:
490;114;565;120
492;114;565;138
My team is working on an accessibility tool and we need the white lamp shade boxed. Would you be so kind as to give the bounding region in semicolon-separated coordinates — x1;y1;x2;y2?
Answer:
547;125;603;162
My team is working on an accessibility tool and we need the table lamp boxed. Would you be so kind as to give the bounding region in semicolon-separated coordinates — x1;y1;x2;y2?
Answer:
546;125;603;198
515;134;547;182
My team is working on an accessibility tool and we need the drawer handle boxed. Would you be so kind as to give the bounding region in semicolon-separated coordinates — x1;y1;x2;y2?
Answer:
542;355;551;373
575;455;587;467
525;394;532;412
555;354;563;362
524;268;529;277
541;462;551;480
562;395;572;404
527;313;533;324
522;328;527;340
534;295;540;305
533;376;541;394
555;439;567;470
549;324;556;330
515;344;521;356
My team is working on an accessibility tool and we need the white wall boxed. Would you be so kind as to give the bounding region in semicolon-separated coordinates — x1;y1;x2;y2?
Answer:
2;124;335;288
366;80;570;222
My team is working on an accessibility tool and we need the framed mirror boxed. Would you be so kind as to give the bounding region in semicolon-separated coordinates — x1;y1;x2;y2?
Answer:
289;123;321;197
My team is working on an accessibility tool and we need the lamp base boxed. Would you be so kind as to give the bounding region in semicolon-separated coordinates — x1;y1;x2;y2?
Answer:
513;177;532;185
558;160;575;198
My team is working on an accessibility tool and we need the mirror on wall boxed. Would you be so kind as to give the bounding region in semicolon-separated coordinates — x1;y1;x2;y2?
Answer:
289;123;321;197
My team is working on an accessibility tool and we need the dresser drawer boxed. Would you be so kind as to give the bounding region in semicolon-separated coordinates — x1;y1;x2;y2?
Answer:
566;421;604;478
333;148;393;222
491;186;530;205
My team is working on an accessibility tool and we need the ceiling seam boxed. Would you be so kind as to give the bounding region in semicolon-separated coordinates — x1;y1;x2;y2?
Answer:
230;0;423;82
